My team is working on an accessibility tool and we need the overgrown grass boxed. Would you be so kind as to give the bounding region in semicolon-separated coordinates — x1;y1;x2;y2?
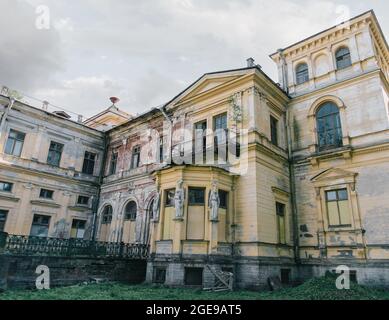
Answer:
1;275;389;300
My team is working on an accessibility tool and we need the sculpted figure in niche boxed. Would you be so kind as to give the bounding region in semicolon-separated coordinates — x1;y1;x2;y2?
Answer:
152;189;161;221
174;179;185;219
208;182;220;221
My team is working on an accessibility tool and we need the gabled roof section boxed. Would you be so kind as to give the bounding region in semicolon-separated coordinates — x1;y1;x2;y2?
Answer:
311;167;358;182
164;66;288;109
270;10;388;63
84;105;132;131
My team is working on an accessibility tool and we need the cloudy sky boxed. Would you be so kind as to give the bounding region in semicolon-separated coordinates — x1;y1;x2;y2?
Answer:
0;0;388;119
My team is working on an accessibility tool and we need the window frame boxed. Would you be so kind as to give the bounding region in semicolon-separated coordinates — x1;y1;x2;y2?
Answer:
164;189;175;207
4;129;26;157
124;201;137;221
131;145;141;169
270;115;279;146
30;214;51;237
219;190;228;209
276;201;286;245
101;205;113;224
47;141;64;167
335;47;352;70
316;102;343;151
109;151;118;175
325;188;352;228
188;187;205;206
77;195;90;206
0;209;8;232
296;63;309;85
82;151;96;175
0;181;13;193
39;188;54;200
70;219;86;239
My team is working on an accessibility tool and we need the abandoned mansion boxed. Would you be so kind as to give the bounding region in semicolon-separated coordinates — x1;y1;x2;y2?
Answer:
0;10;389;289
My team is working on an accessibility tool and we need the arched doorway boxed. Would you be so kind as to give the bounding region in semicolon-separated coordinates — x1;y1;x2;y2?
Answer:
143;199;154;245
99;205;113;242
122;200;137;243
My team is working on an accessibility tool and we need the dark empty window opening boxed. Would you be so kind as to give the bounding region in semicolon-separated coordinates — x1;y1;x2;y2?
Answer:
165;189;175;207
47;141;64;167
153;267;167;284
82;151;96;175
77;195;90;206
0;210;8;232
270;115;278;146
109;152;118;175
281;269;291;284
40;189;54;199
0;181;13;192
131;146;141;169
188;187;205;206
219;190;228;209
184;267;203;286
125;201;137;220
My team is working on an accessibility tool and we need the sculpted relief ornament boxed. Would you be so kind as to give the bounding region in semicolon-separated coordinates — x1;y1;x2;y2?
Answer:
153;189;161;221
174;179;185;219
208;181;220;221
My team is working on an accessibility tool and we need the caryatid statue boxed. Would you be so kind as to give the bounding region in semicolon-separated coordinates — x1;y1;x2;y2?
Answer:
174;179;185;219
208;182;220;221
152;189;161;221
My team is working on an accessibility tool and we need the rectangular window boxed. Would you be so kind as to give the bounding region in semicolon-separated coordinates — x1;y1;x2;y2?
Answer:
109;152;118;175
270;115;278;146
47;141;64;166
159;137;164;163
219;190;228;209
194;120;207;161
30;214;51;237
0;181;13;192
70;219;86;239
82;151;96;175
165;189;175;207
188;187;205;205
184;267;203;286
5;129;25;157
326;189;351;227
0;210;8;232
276;202;286;244
131;146;141;169
40;188;54;199
213;113;228;160
153;268;167;284
77;195;90;206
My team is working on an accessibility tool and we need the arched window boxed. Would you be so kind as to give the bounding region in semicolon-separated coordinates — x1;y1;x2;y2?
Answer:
125;201;137;220
335;47;351;70
296;63;309;85
102;205;113;224
316;102;343;150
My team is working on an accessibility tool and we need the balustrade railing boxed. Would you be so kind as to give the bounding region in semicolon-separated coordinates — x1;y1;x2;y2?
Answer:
0;232;149;259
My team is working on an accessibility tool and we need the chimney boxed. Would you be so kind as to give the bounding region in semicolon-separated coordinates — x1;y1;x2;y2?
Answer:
246;57;255;67
42;101;49;111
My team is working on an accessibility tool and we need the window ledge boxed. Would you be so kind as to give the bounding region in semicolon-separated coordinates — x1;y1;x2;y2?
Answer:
308;145;352;164
30;199;61;208
0;193;19;202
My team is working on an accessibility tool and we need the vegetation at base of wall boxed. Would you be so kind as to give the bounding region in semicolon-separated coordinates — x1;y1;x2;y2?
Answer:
1;275;389;300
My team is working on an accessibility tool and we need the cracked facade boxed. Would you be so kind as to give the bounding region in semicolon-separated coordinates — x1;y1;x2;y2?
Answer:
0;10;389;289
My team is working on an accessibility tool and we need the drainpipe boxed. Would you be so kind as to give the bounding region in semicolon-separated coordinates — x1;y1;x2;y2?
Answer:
286;107;300;265
0;96;15;136
277;49;289;94
91;133;109;241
